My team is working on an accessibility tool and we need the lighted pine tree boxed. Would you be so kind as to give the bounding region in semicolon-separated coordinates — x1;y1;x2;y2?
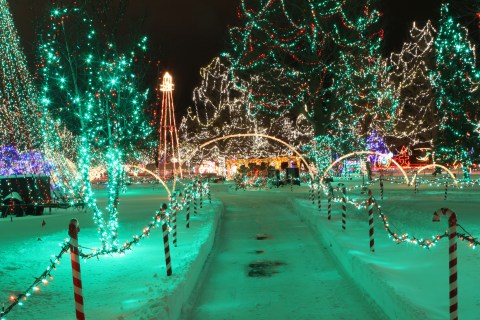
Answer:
432;3;480;180
225;0;391;168
328;0;396;153
39;2;151;249
0;0;42;151
387;21;438;149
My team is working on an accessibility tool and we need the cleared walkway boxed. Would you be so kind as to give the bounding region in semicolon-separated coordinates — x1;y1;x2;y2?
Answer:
182;188;387;320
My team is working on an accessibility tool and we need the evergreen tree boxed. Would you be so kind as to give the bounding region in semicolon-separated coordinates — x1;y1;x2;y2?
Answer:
432;3;480;179
225;0;392;168
0;0;42;151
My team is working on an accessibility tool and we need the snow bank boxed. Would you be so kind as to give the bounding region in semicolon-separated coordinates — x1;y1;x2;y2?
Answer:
291;179;480;320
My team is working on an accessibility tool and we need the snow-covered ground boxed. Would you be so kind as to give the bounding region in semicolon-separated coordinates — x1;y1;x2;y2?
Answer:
1;175;480;319
292;174;480;320
0;183;222;320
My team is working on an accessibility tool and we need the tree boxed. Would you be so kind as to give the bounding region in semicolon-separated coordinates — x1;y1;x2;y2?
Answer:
0;0;42;151
432;3;480;179
39;2;151;249
225;0;392;168
179;57;313;166
386;21;438;150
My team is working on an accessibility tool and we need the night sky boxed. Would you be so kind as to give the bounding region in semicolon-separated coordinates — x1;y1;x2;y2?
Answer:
9;0;441;117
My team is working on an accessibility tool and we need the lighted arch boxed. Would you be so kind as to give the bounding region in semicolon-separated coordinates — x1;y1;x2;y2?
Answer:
412;164;457;186
321;151;409;185
181;133;315;179
124;165;171;196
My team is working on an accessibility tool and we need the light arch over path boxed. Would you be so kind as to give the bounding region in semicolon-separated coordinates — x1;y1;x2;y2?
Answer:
321;151;410;185
181;133;315;180
124;165;171;196
412;164;458;186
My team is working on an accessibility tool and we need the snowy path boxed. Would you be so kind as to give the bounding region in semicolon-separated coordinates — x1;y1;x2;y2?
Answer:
183;187;387;320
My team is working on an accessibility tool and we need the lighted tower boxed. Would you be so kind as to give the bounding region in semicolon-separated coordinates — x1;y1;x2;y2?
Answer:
157;72;182;179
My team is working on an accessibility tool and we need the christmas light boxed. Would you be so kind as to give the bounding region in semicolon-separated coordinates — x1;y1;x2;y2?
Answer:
432;3;480;180
178;57;313;172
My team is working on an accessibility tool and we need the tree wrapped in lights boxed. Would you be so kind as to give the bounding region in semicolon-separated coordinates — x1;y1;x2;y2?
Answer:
179;57;313;167
432;3;480;180
225;0;393;169
328;1;396;152
0;0;42;151
0;0;82;206
39;2;151;249
386;21;438;150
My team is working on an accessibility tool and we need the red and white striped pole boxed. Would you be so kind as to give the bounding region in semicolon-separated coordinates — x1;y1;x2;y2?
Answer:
432;208;458;320
317;184;321;212
207;182;212;203
194;194;198;215
186;191;191;229
339;183;347;230
367;189;375;252
444;181;448;201
172;207;177;247
161;203;173;276
68;219;85;320
380;175;384;200
310;182;315;204
327;184;333;220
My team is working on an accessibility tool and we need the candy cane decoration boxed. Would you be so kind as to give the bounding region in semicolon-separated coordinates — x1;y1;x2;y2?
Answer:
380;175;384;200
193;194;197;215
310;183;315;204
207;182;212;203
367;189;375;252
161;204;172;276
186;191;191;229
317;185;321;212
432;208;457;320
444;181;448;201
327;184;333;220
338;183;347;230
68;219;85;320
172;207;177;247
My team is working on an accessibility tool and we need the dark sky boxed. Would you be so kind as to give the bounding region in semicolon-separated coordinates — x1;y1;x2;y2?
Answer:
9;0;442;117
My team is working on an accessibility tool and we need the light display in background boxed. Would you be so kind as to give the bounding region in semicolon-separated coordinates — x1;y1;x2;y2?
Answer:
157;72;182;180
178;57;313;169
224;0;395;167
0;146;54;176
366;130;391;169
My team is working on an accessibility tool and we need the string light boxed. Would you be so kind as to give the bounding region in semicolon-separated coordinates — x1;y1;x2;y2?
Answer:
432;3;480;180
38;2;152;250
178;57;313;170
386;21;438;149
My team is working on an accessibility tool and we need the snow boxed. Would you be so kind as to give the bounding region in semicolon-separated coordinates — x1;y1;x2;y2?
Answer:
1;176;480;319
1;184;222;320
